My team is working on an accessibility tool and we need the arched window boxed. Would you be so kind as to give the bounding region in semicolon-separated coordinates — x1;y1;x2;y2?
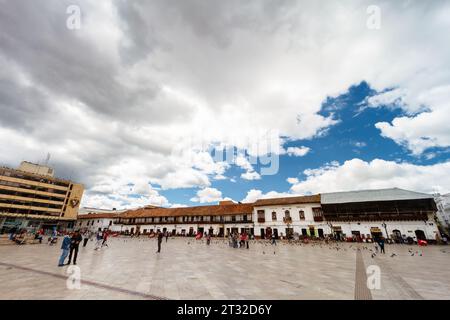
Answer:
272;211;277;221
285;210;290;218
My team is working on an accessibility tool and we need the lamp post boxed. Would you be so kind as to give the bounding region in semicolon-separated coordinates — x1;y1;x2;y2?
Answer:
382;222;388;239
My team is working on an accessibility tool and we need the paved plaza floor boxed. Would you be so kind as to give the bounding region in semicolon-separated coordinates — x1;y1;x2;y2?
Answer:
0;237;449;300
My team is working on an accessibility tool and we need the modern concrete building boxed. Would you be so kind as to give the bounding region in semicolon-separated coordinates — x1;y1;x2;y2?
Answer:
0;161;84;233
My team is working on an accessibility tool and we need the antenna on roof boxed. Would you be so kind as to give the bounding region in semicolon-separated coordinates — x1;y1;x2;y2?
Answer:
44;153;51;166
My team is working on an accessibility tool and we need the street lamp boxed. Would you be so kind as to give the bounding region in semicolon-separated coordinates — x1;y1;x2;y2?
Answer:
382;222;388;239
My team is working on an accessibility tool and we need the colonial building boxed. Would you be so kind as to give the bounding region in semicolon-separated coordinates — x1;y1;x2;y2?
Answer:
73;187;441;242
0;161;84;233
117;201;253;236
77;207;127;232
321;188;439;241
252;195;326;239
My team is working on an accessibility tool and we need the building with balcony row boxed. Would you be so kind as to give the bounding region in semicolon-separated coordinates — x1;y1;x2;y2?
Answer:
0;161;84;233
76;188;441;242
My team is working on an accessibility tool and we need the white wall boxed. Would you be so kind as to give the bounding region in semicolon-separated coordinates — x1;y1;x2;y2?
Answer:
77;218;115;232
253;203;326;236
119;223;253;236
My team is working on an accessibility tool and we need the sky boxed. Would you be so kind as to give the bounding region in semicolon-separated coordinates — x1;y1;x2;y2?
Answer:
1;0;449;209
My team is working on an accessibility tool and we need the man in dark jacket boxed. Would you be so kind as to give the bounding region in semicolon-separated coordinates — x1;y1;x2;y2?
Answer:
68;230;82;265
156;231;163;253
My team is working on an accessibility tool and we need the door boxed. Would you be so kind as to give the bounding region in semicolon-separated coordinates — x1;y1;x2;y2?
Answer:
318;228;324;238
260;228;265;239
285;228;294;239
273;228;279;239
415;230;426;241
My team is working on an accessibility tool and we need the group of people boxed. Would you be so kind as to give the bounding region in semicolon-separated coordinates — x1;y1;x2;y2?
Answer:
57;228;109;267
228;232;250;249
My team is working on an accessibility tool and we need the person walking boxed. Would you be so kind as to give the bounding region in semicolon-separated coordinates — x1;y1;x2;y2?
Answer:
101;230;109;248
82;231;89;247
165;231;169;243
58;233;72;267
271;233;277;246
378;237;386;254
67;230;82;265
206;233;211;245
94;228;103;250
156;231;163;253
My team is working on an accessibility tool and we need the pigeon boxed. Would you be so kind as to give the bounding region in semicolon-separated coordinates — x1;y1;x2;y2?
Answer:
371;253;376;258
390;253;396;257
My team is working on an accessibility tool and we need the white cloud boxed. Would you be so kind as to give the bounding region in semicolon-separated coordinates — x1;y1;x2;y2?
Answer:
170;203;189;208
241;189;291;203
1;0;450;206
286;146;310;157
235;154;261;180
287;177;299;184
289;158;450;194
190;187;223;203
353;142;367;148
241;171;261;181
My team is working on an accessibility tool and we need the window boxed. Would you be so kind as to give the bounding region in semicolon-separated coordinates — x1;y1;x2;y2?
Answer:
299;210;305;220
232;215;236;222
284;210;292;224
272;212;277;221
313;208;323;222
257;210;265;223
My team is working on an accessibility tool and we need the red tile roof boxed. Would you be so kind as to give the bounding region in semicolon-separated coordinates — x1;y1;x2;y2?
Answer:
122;203;254;218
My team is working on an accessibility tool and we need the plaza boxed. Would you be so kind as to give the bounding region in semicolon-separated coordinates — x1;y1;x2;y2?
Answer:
1;237;449;300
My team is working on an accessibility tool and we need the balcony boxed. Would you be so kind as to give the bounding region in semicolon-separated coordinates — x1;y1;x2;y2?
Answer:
283;217;292;224
257;218;265;223
313;216;324;222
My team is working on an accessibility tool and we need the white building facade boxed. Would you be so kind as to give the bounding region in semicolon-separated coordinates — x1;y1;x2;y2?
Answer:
321;188;440;242
77;207;126;232
74;188;441;242
252;195;329;239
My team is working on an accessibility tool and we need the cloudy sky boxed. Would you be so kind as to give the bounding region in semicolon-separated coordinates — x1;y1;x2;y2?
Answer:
1;0;449;209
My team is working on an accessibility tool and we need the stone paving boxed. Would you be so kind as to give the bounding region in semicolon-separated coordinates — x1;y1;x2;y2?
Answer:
0;237;449;300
